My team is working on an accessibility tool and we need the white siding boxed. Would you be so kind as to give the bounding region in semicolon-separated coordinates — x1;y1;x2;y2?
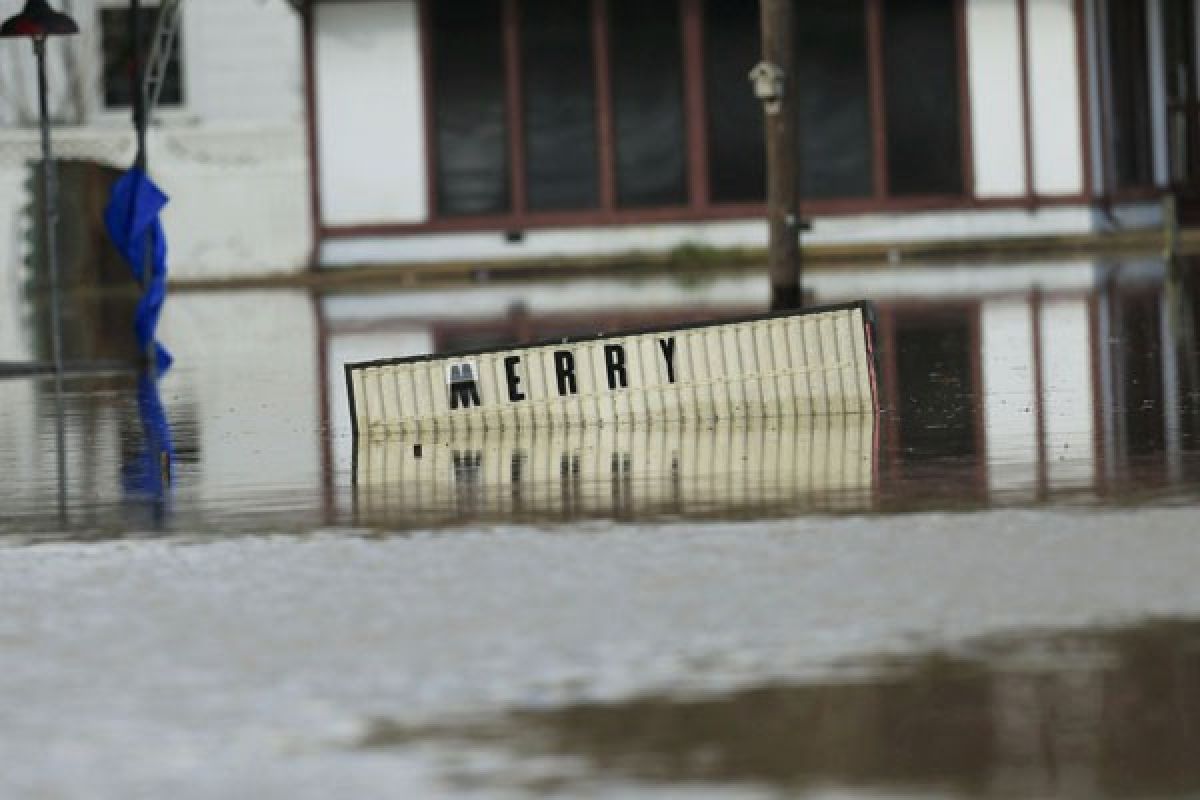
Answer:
183;0;305;123
1039;298;1095;487
982;299;1038;495
966;0;1027;197
161;291;321;502
314;1;427;227
1027;0;1086;195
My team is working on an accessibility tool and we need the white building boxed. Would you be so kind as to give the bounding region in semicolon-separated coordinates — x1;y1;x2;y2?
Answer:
1;0;1197;280
0;0;311;280
308;0;1198;269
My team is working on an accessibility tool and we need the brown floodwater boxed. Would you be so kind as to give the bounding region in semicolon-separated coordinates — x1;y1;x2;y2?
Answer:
3;256;1200;537
357;618;1200;798
3;256;1200;797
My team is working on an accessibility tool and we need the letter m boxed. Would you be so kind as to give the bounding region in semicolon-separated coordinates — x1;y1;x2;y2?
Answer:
448;362;482;410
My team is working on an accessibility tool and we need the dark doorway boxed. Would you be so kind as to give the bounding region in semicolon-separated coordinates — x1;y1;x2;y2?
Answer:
1163;0;1200;217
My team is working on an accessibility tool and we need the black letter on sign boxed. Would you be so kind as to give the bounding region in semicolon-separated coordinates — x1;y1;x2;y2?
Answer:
658;337;677;384
604;344;628;390
504;355;525;402
554;350;578;396
448;363;482;409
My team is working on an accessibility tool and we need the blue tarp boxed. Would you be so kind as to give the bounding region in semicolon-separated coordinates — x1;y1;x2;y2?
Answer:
104;168;173;375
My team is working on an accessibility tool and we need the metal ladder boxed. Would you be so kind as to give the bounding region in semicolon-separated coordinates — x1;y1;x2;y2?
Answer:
142;0;184;115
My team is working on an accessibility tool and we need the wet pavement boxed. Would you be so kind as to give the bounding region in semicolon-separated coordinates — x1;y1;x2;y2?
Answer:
2;256;1200;797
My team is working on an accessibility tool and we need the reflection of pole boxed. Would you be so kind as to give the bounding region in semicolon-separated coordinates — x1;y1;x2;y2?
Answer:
35;38;63;387
35;35;68;521
129;0;158;380
759;0;800;311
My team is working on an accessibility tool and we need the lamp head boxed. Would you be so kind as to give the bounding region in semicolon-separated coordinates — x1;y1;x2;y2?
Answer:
0;0;80;39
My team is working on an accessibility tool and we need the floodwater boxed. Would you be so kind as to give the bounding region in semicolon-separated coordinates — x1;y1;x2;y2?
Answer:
2;256;1200;797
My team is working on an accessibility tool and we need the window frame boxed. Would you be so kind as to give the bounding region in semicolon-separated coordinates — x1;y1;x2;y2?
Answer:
348;0;979;235
92;0;192;124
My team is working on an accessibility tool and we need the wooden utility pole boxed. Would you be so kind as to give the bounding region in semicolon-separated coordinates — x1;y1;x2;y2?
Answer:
755;0;801;310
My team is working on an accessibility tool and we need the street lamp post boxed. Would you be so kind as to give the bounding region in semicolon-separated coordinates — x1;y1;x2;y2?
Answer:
1;0;79;385
2;0;80;521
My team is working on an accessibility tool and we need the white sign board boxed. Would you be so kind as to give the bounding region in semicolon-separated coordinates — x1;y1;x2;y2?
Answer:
346;302;877;438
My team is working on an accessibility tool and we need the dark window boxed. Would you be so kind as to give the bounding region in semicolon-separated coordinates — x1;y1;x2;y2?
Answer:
609;0;688;208
521;0;599;211
704;0;765;204
798;0;874;199
431;0;510;216
422;0;969;223
100;7;184;110
881;0;964;195
1108;0;1155;188
1163;0;1199;187
894;313;977;461
1116;293;1166;457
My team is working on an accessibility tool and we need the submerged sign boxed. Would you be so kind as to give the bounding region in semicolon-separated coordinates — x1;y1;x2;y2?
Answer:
346;301;877;438
354;415;877;523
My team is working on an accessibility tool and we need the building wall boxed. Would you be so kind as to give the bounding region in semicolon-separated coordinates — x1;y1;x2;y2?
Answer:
1039;297;1095;486
310;0;1138;268
318;207;1106;268
966;0;1027;197
0;0;311;279
964;0;1086;198
1026;0;1086;195
981;299;1039;495
314;0;426;227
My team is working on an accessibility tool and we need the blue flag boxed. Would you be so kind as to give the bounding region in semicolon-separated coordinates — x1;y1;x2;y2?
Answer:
104;168;172;375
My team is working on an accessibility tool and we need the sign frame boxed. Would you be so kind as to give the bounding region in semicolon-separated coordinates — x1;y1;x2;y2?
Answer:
345;299;879;439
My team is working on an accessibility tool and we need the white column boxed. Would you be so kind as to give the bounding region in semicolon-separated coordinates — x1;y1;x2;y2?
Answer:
1027;0;1086;195
982;298;1038;496
1039;298;1095;488
966;0;1028;197
315;1;428;227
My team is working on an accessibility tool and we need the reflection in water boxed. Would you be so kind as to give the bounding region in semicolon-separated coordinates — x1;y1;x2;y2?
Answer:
120;371;174;526
358;618;1200;798
3;259;1200;532
354;415;876;527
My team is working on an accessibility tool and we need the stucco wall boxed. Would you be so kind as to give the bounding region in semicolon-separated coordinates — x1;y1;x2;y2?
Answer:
1027;0;1085;195
0;0;310;279
965;0;1086;198
313;0;426;227
0;126;311;279
966;0;1027;197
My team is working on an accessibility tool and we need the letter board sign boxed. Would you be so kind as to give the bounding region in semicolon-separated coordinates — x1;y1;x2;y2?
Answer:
346;301;877;438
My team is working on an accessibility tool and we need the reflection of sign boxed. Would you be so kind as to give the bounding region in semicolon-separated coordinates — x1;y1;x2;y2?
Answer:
346;302;876;438
354;415;877;524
